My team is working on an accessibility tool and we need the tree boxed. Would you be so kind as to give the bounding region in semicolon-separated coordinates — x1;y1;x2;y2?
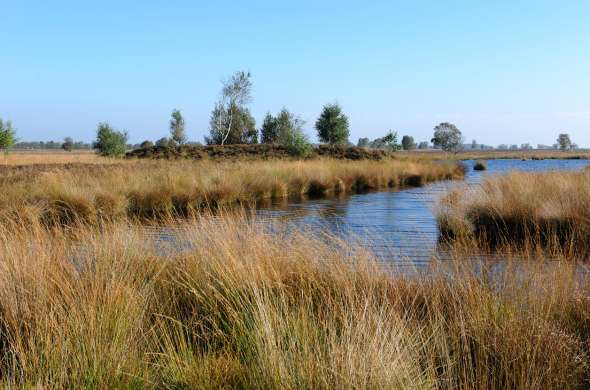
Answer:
207;71;253;145
370;131;401;150
431;122;463;153
260;112;279;144
315;103;349;145
62;137;74;152
0;118;16;151
206;105;257;145
557;133;572;151
418;141;429;149
93;122;128;157
155;137;171;148
140;140;154;148
169;109;186;145
401;135;416;150
471;139;477;149
357;137;369;148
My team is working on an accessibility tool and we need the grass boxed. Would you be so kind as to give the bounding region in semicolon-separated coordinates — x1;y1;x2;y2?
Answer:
0;158;465;226
0;150;107;165
438;168;590;254
0;216;588;388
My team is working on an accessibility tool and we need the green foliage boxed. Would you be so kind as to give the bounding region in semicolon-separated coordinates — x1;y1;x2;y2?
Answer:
207;105;257;145
170;109;187;145
284;129;313;158
260;112;279;144
557;133;572;151
0;118;16;151
370;131;401;150
208;71;254;145
418;141;429;149
315;103;349;145
62;137;74;152
401;135;416;150
93;122;128;157
431;122;463;153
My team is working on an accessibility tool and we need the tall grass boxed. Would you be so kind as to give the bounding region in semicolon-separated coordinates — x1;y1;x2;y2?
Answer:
0;216;588;388
0;159;464;226
438;168;590;254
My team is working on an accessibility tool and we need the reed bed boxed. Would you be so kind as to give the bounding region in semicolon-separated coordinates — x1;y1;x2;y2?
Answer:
0;159;464;226
0;216;588;388
438;168;590;254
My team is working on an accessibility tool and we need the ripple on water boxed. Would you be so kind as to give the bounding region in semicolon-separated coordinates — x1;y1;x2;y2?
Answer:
143;159;590;269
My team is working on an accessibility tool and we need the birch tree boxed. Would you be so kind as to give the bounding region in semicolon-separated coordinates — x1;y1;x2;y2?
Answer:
208;71;253;145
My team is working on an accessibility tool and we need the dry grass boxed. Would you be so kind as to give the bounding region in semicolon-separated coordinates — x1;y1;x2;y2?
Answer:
0;150;109;165
0;216;588;388
438;168;590;254
0;158;464;226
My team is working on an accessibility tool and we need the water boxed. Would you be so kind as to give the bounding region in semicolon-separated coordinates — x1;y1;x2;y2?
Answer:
144;159;589;268
253;159;590;267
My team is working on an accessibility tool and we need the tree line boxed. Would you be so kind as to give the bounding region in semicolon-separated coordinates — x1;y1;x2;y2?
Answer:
0;71;580;156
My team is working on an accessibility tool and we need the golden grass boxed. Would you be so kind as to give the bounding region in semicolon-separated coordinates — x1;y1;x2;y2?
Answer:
0;216;588;388
0;150;109;165
0;159;465;226
438;168;590;254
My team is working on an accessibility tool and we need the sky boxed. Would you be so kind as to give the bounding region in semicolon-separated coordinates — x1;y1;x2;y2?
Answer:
1;0;589;146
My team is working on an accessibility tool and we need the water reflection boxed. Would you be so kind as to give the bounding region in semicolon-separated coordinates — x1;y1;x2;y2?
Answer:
255;159;590;267
143;159;589;268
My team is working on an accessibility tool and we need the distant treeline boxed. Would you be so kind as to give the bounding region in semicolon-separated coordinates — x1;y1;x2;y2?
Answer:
13;141;92;150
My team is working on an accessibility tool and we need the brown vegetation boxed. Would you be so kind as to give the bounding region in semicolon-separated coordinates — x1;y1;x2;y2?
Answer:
0;150;105;165
438;168;590;255
0;216;588;387
0;159;464;226
126;144;397;161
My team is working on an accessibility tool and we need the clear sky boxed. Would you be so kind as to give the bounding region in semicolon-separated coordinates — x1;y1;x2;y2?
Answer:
2;1;589;146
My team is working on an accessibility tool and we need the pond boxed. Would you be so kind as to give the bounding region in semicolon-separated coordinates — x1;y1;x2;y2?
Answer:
253;159;590;267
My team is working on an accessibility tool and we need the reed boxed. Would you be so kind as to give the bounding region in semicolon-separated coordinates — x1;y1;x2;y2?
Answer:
438;168;590;254
0;216;588;388
0;159;464;226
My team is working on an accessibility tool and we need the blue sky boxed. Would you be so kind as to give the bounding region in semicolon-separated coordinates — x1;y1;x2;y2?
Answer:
2;1;589;146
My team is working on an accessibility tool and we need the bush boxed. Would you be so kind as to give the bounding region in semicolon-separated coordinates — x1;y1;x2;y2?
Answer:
315;103;350;145
93;122;128;157
0;118;16;151
284;131;313;158
473;160;487;171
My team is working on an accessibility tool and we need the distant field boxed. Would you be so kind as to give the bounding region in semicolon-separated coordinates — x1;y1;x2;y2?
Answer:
0;150;109;165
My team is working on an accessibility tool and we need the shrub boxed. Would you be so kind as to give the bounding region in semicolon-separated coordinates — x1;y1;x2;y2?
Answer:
93;122;128;157
62;137;74;152
315;103;349;145
284;130;313;158
473;160;487;171
0;118;16;151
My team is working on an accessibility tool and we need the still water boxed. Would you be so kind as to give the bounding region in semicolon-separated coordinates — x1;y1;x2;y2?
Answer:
256;159;590;266
149;159;589;267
